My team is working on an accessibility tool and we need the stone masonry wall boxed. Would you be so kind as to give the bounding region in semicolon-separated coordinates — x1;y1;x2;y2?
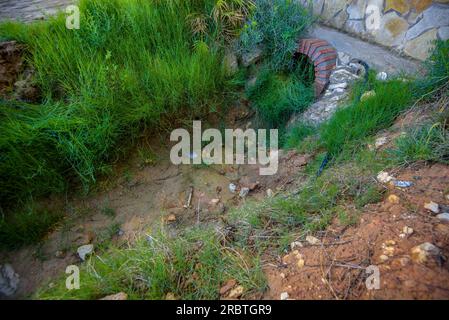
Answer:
296;0;449;61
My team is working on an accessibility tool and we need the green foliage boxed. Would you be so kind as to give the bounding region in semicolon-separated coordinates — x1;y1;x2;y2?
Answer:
321;77;413;157
36;226;266;300
414;40;449;97
389;122;449;165
0;0;236;206
0;206;62;249
238;0;313;72
246;67;314;130
283;123;317;149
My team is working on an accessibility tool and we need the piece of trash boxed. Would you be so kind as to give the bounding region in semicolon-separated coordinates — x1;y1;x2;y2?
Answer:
424;201;440;214
392;180;413;188
239;187;250;198
229;183;237;194
376;71;388;81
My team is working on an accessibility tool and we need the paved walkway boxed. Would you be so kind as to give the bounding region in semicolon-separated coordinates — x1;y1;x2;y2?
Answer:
308;25;423;75
0;0;74;23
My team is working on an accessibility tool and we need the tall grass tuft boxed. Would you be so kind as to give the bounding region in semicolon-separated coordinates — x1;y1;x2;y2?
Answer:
0;0;242;207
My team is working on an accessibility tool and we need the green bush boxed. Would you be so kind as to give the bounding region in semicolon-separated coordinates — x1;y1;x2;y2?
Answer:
0;0;238;206
238;0;313;72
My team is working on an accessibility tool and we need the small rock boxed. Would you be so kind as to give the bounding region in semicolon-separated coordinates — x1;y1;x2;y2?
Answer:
290;241;303;250
280;292;289;300
279;272;285;279
376;72;388;81
379;255;389;262
305;235;320;245
228;285;244;299
424;201;440;214
297;257;305;269
239;187;250;198
375;137;388;149
266;189;273;198
360;90;376;102
377;171;394;183
165;292;177;300
220;279;237;296
436;213;449;223
400;226;414;238
411;242;441;264
77;244;94;261
100;292;128;300
229;183;237;194
388;194;400;204
403;226;414;235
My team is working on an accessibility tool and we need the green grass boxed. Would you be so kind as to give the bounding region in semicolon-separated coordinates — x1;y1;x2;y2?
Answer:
0;205;63;249
246;66;314;131
0;0;238;207
389;121;449;165
36;226;266;300
320;75;413;157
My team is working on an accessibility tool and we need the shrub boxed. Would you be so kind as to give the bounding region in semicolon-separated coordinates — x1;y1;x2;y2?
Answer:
238;0;313;72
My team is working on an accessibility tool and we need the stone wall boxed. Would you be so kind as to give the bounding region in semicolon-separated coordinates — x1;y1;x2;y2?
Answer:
297;0;449;61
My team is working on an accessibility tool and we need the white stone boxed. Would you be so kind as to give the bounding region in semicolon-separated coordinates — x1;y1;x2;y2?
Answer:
280;292;289;300
306;235;321;245
229;183;237;194
77;244;94;261
376;71;388;81
266;189;273;198
424;201;440;214
377;171;394;183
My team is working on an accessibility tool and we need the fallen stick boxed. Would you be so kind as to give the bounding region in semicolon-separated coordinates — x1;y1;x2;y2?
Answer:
184;186;193;208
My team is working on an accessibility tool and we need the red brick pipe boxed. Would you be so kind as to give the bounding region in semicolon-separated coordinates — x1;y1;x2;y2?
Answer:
297;39;337;97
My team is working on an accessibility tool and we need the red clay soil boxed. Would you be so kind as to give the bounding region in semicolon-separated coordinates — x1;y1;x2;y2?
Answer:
264;163;449;300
